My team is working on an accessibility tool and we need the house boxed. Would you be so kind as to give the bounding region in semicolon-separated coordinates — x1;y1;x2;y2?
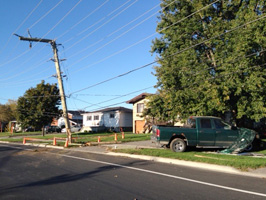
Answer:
53;110;84;128
126;93;151;134
81;107;132;132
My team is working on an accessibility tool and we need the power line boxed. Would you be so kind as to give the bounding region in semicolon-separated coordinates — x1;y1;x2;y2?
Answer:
75;94;125;97
69;60;156;95
55;0;110;40
81;86;154;110
68;0;219;74
62;0;132;45
2;0;64;65
0;0;81;69
68;14;266;95
82;63;266;112
64;0;138;51
0;0;133;79
0;0;43;54
28;0;64;30
77;0;132;36
0;54;52;82
65;1;164;69
71;96;104;109
0;1;82;82
65;1;161;61
33;0;83;48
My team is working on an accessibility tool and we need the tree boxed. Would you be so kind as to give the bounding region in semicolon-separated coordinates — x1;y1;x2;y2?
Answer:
17;81;61;131
6;99;18;120
0;100;18;131
149;0;266;126
0;104;12;122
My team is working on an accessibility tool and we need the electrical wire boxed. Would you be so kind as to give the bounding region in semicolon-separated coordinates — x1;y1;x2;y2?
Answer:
28;0;64;30
81;86;154;110
2;0;64;67
1;0;130;81
1;1;83;84
0;0;43;54
65;1;161;61
32;0;83;48
64;0;138;51
76;0;132;36
55;0;110;40
68;14;266;95
81;62;266;112
68;0;219;73
65;3;163;69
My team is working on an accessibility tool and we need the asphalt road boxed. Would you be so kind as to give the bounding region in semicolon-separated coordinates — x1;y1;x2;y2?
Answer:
1;143;266;200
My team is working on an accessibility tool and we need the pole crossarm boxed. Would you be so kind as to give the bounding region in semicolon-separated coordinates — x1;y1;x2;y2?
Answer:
14;34;54;44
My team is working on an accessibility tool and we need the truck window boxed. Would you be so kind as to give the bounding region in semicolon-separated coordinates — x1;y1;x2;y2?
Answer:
214;119;230;129
187;118;196;128
200;119;212;129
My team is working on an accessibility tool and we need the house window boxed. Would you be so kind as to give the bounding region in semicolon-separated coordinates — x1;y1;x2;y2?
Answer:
87;116;92;121
94;115;99;120
137;103;144;113
110;113;115;118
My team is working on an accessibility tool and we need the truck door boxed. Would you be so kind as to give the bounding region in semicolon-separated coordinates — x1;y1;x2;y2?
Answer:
213;119;239;147
197;118;215;146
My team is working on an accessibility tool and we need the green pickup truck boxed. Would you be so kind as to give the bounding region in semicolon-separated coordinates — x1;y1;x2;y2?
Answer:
152;116;257;152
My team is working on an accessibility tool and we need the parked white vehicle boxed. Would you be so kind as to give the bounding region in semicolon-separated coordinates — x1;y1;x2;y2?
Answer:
61;125;81;133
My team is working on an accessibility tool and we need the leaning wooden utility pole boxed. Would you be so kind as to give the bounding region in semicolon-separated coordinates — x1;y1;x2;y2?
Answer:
15;34;72;143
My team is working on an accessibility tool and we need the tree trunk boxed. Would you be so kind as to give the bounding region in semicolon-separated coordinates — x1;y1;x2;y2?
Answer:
42;126;45;137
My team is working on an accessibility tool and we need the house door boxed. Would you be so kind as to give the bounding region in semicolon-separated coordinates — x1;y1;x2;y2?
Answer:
135;120;145;134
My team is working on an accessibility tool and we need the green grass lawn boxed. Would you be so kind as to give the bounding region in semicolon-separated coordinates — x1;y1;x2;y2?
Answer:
0;132;151;146
0;131;43;137
114;148;266;171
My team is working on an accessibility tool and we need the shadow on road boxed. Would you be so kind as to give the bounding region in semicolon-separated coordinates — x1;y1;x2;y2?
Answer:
0;156;148;194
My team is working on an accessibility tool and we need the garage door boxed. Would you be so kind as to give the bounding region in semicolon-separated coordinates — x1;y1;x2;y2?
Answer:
135;120;145;134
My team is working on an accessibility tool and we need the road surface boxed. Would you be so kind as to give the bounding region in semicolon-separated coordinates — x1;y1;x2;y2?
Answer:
0;143;266;200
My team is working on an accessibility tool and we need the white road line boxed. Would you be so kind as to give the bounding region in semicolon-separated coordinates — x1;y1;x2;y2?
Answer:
0;144;31;151
58;153;266;198
2;144;266;197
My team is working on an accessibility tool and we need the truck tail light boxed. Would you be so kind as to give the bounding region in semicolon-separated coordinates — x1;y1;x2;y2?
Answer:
156;129;160;138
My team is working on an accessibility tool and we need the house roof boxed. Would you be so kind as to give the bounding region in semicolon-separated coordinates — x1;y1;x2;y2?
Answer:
83;107;132;114
68;110;85;116
126;93;151;104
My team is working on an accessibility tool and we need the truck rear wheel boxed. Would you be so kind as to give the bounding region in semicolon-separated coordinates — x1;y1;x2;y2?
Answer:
170;138;187;152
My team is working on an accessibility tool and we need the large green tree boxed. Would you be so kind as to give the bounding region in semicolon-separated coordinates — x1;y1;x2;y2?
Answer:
148;0;266;126
17;81;61;130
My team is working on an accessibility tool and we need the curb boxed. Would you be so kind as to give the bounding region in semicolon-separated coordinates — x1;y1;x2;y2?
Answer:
23;143;64;149
106;152;266;179
0;141;64;149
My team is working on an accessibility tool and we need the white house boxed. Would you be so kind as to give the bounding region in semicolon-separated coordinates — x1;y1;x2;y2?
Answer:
81;107;133;132
55;110;84;128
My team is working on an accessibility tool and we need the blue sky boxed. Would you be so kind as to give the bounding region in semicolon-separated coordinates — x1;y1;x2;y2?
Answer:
0;0;161;111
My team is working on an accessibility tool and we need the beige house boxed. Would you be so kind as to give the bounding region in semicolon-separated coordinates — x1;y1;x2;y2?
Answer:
127;93;151;133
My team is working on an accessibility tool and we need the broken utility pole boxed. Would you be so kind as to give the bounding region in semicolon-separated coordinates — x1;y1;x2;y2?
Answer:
15;34;72;143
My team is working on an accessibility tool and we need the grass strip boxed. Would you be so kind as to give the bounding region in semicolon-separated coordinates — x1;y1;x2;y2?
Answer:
114;148;266;171
0;132;151;145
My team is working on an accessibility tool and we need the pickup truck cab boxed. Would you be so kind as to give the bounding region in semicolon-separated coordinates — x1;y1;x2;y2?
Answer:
152;116;256;152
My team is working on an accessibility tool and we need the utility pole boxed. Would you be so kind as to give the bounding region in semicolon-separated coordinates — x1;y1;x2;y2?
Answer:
15;34;72;143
